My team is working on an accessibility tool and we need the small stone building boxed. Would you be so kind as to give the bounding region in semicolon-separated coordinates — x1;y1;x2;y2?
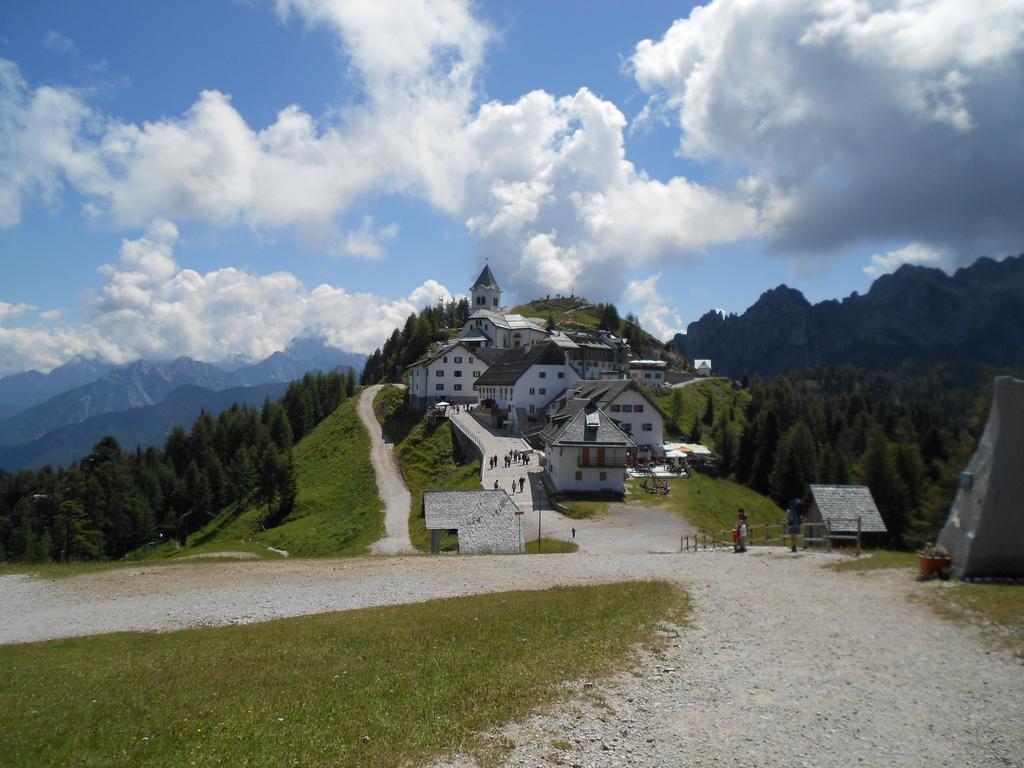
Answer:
807;484;888;540
424;490;524;554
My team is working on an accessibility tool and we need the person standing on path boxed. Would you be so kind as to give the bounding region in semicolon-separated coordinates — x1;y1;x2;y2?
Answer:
734;509;748;553
519;476;525;493
571;527;576;539
786;499;802;553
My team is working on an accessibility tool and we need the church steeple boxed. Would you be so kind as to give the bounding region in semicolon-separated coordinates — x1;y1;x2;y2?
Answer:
471;264;501;308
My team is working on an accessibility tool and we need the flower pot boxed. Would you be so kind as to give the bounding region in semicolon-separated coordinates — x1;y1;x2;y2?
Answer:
920;554;951;578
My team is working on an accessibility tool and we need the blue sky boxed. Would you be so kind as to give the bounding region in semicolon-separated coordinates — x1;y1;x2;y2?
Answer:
1;1;1021;374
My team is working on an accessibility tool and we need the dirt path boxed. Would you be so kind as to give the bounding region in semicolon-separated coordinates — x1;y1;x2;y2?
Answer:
357;385;415;555
3;553;1021;766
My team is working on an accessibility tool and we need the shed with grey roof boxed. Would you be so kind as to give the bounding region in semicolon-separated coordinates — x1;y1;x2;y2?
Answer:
424;490;524;554
807;485;888;535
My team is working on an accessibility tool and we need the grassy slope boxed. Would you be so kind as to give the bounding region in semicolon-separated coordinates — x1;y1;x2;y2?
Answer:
654;378;749;441
629;473;785;532
0;582;683;768
373;386;481;552
180;395;383;558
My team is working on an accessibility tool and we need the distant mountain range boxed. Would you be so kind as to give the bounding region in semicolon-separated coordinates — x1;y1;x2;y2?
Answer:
0;337;365;453
676;255;1024;380
0;382;288;472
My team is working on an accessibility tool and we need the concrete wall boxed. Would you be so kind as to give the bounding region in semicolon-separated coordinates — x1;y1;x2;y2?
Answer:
605;389;664;451
513;364;579;420
408;345;487;410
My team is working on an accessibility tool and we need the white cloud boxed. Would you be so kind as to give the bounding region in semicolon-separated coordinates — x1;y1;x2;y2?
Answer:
0;226;452;375
631;0;1024;261
863;242;950;277
42;31;76;54
0;301;35;322
340;215;398;259
625;273;684;341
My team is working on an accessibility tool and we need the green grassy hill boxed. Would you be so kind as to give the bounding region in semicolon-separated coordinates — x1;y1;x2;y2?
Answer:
176;395;383;558
654;378;749;441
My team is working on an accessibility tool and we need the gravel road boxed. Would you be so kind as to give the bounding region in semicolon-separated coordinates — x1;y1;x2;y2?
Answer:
3;551;1021;767
357;384;414;555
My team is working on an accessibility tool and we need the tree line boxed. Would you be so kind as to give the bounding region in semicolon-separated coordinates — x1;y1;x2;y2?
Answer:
0;370;356;563
360;297;471;385
672;362;1006;548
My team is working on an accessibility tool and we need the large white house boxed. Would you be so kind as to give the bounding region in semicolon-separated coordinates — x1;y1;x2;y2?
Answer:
628;359;667;388
541;379;666;457
541;405;634;494
407;342;494;410
474;342;580;432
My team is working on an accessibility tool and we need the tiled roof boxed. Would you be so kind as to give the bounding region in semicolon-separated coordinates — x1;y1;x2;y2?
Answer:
548;405;635;448
809;485;888;533
471;264;500;291
545;378;667;421
424;490;517;529
474;342;567;387
466;309;546;332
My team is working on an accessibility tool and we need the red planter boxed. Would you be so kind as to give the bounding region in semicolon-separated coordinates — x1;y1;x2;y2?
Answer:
919;555;951;578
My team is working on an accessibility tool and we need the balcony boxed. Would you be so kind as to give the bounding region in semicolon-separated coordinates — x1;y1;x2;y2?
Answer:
577;457;626;468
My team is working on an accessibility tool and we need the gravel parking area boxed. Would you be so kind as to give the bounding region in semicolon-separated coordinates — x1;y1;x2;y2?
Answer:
3;550;1021;767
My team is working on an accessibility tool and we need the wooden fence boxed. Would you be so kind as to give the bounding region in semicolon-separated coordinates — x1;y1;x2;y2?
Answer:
680;518;863;555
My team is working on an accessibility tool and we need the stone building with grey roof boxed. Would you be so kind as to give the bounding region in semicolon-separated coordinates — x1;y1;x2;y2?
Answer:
807;485;888;538
424;490;524;554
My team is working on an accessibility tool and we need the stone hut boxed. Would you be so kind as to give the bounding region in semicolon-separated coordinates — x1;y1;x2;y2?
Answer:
424;490;524;554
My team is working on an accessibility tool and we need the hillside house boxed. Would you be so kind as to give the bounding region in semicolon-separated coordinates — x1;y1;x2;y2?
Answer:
474;342;580;432
694;359;713;377
406;342;494;410
540;379;665;457
628;359;667;388
541;405;634;494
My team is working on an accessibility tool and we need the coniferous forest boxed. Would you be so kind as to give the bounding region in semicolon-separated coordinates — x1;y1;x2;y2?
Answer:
0;370;356;563
672;361;1019;548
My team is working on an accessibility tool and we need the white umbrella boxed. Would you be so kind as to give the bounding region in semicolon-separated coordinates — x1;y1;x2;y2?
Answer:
665;449;687;459
435;401;451;407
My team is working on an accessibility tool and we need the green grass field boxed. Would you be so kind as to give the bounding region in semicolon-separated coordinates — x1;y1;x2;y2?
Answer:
629;473;785;533
373;386;481;552
526;537;579;554
0;582;684;768
176;394;383;558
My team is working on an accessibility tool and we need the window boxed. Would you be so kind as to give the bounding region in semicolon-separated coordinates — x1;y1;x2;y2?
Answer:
454;370;463;377
443;356;448;363
642;423;653;432
644;372;651;378
435;370;444;377
539;388;546;395
621;404;633;413
529;388;535;395
610;404;621;412
454;384;463;391
473;371;480;377
529;404;535;414
599;471;607;481
436;384;444;391
469;357;474;363
575;471;583;481
454;356;462;363
539;371;546;378
635;405;644;413
557;372;565;379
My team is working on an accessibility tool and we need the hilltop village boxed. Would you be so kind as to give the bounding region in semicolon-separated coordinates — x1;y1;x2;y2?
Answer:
405;266;708;495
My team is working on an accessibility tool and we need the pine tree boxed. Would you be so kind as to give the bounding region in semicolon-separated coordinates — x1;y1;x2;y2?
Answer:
702;394;715;426
769;421;818;506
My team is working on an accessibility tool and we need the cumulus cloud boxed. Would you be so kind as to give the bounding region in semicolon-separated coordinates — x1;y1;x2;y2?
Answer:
625;273;684;341
340;215;398;259
462;88;759;301
631;0;1024;262
863;242;950;277
0;224;452;376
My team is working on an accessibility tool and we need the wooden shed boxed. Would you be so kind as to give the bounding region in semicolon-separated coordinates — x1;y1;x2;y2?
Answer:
807;484;888;541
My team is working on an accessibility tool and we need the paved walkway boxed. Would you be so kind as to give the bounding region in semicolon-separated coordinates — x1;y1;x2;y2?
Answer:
449;410;548;517
357;385;415;555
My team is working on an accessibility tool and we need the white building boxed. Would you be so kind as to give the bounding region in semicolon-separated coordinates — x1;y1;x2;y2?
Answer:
462;309;549;349
470;264;502;309
407;342;492;410
628;359;667;388
474;342;580;432
694;359;713;377
541;379;666;456
542;406;634;494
